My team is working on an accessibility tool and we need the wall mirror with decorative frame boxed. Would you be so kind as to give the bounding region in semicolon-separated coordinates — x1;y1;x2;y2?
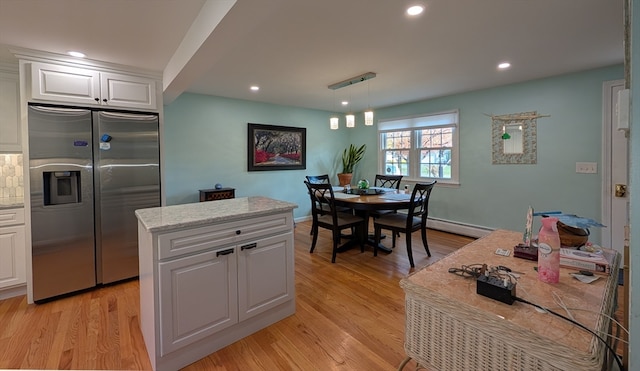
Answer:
502;123;524;154
491;111;547;164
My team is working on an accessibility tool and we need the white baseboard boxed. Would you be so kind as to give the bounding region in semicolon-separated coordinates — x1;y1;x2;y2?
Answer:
294;216;312;224
295;215;493;239
427;218;494;238
0;284;26;301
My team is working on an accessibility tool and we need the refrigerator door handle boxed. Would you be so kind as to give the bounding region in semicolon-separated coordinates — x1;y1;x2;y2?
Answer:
29;105;90;115
99;111;157;121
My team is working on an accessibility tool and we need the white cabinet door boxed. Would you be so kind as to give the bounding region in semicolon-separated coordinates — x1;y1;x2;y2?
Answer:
100;72;157;110
0;71;22;152
158;247;238;356
237;232;294;322
0;225;26;289
30;62;157;111
30;62;101;106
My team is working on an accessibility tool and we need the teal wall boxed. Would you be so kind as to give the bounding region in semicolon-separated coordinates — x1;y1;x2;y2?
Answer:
164;65;623;243
369;65;623;241
163;93;354;214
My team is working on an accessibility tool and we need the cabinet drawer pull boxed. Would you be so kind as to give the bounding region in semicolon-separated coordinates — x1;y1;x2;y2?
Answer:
235;230;241;235
216;248;234;257
240;243;257;250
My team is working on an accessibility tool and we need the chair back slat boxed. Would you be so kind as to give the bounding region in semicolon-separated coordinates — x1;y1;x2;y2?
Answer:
306;174;331;184
304;181;339;223
374;174;403;190
305;175;332;214
407;181;437;225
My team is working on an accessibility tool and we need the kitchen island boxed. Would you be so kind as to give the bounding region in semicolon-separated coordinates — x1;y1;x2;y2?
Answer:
399;229;620;371
135;196;297;371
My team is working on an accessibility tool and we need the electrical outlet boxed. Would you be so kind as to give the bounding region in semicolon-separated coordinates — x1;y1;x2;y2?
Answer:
576;162;597;174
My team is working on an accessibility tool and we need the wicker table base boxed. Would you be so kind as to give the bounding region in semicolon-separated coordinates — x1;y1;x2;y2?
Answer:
399;229;619;371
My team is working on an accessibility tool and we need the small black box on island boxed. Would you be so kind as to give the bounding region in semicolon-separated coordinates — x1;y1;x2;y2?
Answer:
514;243;538;261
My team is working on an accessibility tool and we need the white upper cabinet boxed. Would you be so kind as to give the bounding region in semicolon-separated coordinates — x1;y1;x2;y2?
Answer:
30;62;100;105
100;72;157;110
30;62;157;111
0;69;21;152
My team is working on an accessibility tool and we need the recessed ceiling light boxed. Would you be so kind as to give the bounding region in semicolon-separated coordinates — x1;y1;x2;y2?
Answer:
407;5;424;16
67;51;85;58
498;62;511;70
250;85;260;91
341;101;349;106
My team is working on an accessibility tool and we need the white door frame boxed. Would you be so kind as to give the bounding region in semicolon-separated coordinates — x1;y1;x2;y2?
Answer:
601;79;626;254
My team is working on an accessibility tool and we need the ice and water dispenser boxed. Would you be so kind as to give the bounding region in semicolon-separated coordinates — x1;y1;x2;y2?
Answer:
43;171;81;205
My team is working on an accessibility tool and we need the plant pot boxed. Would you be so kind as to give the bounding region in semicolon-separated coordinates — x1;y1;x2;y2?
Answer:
337;173;353;186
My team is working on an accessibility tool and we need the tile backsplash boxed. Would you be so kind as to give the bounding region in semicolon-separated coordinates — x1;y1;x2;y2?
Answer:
0;154;24;198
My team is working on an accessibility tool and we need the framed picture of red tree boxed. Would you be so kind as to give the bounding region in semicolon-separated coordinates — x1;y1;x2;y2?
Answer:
248;123;306;171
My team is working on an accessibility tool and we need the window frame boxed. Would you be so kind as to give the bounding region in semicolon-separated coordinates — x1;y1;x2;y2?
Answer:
378;110;459;185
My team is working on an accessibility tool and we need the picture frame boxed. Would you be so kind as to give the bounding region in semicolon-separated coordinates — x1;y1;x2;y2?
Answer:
248;123;306;171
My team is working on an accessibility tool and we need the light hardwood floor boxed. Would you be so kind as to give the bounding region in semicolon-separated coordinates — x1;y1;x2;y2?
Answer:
0;220;474;370
0;221;628;370
10;221;625;370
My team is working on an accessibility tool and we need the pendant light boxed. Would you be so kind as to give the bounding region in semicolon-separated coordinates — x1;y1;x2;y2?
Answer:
345;87;355;128
364;79;374;126
346;114;355;128
330;116;339;130
327;72;376;129
329;90;339;130
364;110;374;126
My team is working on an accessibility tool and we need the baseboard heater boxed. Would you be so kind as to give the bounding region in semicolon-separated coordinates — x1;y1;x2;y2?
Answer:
426;217;494;238
296;215;493;239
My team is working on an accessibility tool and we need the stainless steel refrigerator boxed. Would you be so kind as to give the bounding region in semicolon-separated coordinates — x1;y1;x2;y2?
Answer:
28;105;160;301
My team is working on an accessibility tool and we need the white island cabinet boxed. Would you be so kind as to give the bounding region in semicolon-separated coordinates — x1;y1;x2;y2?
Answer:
135;196;297;371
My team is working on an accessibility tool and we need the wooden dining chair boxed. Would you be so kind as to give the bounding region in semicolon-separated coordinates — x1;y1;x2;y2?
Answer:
373;181;436;268
374;174;403;190
305;174;331;184
305;174;352;236
304;181;366;263
372;174;404;243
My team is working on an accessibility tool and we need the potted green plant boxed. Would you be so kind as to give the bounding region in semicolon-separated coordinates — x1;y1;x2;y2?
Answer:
337;144;366;186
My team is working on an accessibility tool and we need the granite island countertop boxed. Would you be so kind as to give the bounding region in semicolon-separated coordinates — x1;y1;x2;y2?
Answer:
135;196;298;233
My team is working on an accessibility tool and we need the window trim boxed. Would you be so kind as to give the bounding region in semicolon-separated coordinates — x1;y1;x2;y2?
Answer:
378;110;460;185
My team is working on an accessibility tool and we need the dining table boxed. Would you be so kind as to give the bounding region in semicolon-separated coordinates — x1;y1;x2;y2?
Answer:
331;187;414;253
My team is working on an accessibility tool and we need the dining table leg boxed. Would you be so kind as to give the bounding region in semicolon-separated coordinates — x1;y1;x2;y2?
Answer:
358;210;393;254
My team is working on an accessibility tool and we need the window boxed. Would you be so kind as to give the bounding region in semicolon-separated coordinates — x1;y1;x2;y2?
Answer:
379;110;459;184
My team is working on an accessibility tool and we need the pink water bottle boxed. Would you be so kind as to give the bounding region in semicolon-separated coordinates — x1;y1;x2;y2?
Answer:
537;217;560;283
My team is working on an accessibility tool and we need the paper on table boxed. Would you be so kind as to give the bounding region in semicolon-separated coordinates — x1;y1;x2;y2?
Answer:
370;186;398;193
380;193;412;200
570;273;600;284
332;192;361;199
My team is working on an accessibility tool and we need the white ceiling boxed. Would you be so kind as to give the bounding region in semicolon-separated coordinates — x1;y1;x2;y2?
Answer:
0;0;624;113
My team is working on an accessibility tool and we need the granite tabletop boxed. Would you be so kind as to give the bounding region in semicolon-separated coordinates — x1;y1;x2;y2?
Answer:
135;196;298;233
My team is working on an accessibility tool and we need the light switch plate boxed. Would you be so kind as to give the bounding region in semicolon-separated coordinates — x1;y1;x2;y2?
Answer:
576;162;597;174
